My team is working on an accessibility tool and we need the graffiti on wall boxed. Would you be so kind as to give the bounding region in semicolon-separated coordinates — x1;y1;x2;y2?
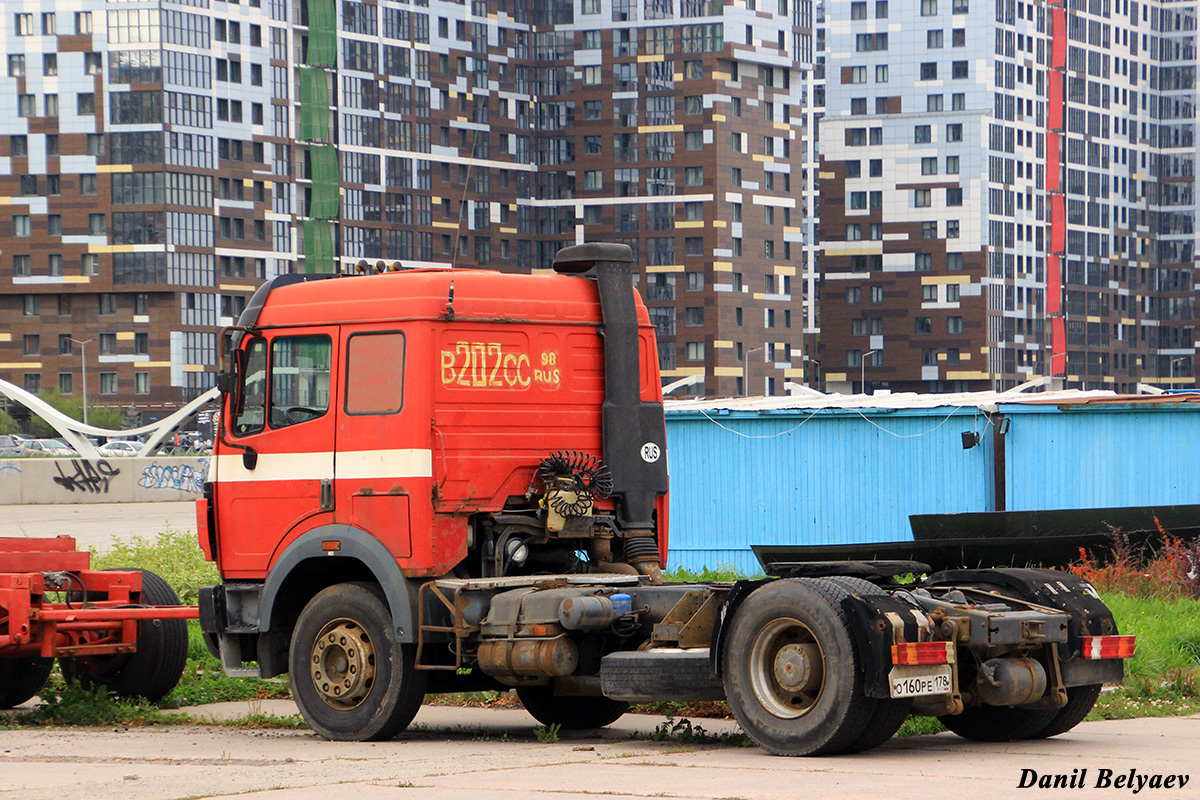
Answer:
138;459;209;494
0;460;20;475
53;459;120;494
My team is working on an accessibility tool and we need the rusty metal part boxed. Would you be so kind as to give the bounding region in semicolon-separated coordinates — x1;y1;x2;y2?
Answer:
309;617;377;710
477;636;579;682
748;616;826;719
414;581;478;671
651;589;724;649
913;694;965;716
975;656;1047;706
622;529;664;585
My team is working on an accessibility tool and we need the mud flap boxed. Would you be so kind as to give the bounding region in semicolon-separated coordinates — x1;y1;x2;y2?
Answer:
840;594;935;700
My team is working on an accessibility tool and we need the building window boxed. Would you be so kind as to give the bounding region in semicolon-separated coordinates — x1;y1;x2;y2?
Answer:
686;342;704;361
846;224;862;241
42;12;55;34
98;333;117;355
99;373;117;395
846;286;862;305
948;253;964;270
922;221;938;239
952;0;968;11
914;125;931;143
919;63;937;81
948;317;964;334
13;215;31;237
952;29;966;46
88;214;106;235
24;374;41;394
8;55;24;77
22;296;38;316
81;174;98;196
23;334;40;356
59;373;73;394
927;30;943;48
82;254;100;276
921;157;938;175
947;348;961;365
921;0;936;14
951;93;965;110
947;284;961;301
946;123;963;141
17;95;35;117
947;220;960;238
78;93;95;115
946;156;960;174
915;253;933;271
914;189;932;207
951;61;969;79
849;66;866;84
99;294;117;315
876;64;888;82
915;317;933;334
75;11;92;33
12;255;30;277
14;13;34;35
850;192;867;209
921;286;938;302
685;307;704;326
846;349;862;367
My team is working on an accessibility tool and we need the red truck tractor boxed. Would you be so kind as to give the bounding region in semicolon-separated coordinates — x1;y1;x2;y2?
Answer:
194;243;1134;754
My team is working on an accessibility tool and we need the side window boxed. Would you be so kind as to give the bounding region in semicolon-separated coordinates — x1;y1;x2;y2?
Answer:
232;337;267;436
345;332;405;415
269;334;332;428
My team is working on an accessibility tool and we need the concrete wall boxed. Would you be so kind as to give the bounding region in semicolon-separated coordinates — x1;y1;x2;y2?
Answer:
0;456;208;504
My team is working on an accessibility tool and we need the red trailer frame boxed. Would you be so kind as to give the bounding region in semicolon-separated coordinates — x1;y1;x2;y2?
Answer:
0;537;199;661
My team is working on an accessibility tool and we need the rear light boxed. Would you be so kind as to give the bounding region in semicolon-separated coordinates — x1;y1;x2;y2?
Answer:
1081;635;1136;660
892;641;955;666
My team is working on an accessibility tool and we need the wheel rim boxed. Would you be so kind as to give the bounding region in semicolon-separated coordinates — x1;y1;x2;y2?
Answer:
310;618;376;710
748;616;825;719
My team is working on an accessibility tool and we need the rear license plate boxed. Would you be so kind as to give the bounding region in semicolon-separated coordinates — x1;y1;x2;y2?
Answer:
888;665;952;698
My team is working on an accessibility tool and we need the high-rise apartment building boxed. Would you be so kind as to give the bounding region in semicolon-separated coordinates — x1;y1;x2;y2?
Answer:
2;0;819;418
818;0;1198;393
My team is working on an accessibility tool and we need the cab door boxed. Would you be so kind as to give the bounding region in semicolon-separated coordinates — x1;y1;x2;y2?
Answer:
215;327;339;578
333;326;431;563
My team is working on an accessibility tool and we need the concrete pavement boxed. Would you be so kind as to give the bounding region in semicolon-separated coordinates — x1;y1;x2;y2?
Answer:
0;705;1197;800
0;501;195;552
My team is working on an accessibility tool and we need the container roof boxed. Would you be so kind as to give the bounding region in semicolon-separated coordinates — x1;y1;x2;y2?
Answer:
665;388;1200;415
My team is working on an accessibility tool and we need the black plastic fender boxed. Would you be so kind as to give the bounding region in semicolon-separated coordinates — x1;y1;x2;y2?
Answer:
840;593;934;700
709;578;771;679
924;567;1124;686
259;524;419;642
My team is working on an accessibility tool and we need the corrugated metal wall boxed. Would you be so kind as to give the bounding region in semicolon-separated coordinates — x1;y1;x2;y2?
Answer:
664;406;997;574
663;401;1200;574
1002;403;1200;511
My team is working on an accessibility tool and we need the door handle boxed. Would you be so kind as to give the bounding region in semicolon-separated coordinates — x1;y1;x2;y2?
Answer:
320;478;334;510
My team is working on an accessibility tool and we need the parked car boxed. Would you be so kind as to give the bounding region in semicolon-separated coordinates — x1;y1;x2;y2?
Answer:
19;438;77;457
0;435;20;457
97;440;141;458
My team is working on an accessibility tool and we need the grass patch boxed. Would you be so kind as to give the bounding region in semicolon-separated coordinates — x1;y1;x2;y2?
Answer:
641;716;754;747
12;684;191;727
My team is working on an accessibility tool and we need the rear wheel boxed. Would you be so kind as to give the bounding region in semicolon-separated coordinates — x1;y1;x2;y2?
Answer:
517;686;629;729
289;582;427;741
821;577;913;753
61;569;188;703
941;704;1058;742
1029;684;1102;739
722;578;876;756
0;657;54;709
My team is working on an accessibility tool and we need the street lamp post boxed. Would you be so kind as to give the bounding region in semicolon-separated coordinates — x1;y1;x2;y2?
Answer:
1171;355;1190;391
861;350;878;395
743;345;764;397
68;338;94;425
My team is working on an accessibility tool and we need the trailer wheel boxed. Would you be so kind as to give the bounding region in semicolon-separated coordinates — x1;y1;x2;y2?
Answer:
289;582;427;741
1029;684;1102;739
821;577;913;753
0;657;54;709
61;569;189;703
517;686;629;729
722;578;876;756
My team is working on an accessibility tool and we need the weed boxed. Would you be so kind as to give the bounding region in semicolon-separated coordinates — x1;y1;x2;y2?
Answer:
533;722;561;743
91;529;219;605
895;715;946;737
642;717;754;747
218;714;309;730
1069;524;1200;601
15;684;190;727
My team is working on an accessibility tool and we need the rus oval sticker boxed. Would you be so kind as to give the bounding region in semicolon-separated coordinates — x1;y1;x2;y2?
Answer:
640;443;661;463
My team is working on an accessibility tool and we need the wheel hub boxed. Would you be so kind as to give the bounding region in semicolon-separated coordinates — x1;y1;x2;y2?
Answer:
310;618;376;710
749;617;826;719
773;643;820;693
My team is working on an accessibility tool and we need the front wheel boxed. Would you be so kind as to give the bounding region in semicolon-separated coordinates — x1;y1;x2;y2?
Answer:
722;578;877;756
517;685;629;729
289;582;427;741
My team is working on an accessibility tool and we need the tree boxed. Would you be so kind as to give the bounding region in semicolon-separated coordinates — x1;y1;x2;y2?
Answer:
0;408;19;435
29;389;83;438
89;406;127;431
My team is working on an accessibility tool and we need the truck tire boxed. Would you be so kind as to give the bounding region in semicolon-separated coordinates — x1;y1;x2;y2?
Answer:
722;578;876;756
0;657;54;709
820;577;913;753
941;704;1058;742
600;648;724;702
289;582;427;741
517;686;629;729
61;569;189;703
1029;684;1102;739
